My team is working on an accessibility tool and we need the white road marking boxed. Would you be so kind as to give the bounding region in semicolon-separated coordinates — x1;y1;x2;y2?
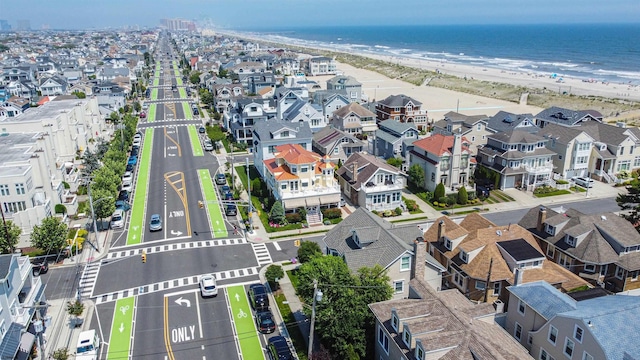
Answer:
195;292;204;339
273;241;281;251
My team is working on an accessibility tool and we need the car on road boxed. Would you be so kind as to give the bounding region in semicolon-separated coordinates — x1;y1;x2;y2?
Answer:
255;310;276;334
111;209;125;229
204;141;214;151
225;204;237;216
199;274;218;297
248;284;269;311
32;261;49;276
142;104;148;110
215;173;227;185
221;185;231;193
198;126;206;134
149;214;162;232
267;336;294;360
118;190;130;202
139;112;146;119
573;176;594;188
127;156;137;166
193;108;199;116
224;191;233;201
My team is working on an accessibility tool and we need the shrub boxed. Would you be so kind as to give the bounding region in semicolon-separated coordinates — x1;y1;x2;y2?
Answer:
434;183;446;200
323;219;331;225
416;192;433;203
403;198;419;212
269;201;285;224
438;196;448;204
55;204;67;214
298;241;322;263
265;264;285;290
383;210;393;217
457;187;468;205
556;179;569;185
467;190;477;200
285;213;302;223
62;181;70;189
322;207;342;219
77;229;88;237
394;207;403;216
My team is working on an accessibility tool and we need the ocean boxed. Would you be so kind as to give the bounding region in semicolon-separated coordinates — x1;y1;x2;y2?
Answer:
232;24;640;84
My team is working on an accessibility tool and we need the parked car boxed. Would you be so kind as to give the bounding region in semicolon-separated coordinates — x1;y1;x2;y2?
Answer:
267;336;294;360
224;191;233;201
111;209;125;229
204;141;214;151
199;126;206;134
149;214;162;232
221;185;231;193
199;274;218;297
130;148;139;157
193;108;199;116
225;204;237;216
127;156;138;166
126;164;134;172
248;284;269;311
122;171;133;186
572;176;594;188
118;190;130;202
115;200;131;212
215;173;227;185
32;261;49;275
255;310;276;334
139;112;146;119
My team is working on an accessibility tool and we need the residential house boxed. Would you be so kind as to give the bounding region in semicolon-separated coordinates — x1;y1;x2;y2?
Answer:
374;119;419;160
5;81;37;102
485;111;537;134
505;280;640;359
424;213;590;305
431;111;490;151
275;87;309;120
253;121;313;178
375;94;428;130
369;277;532;360
312;91;350;122
476;130;555;190
337;151;404;211
409;133;474;192
281;99;326;132
224;97;277;145
322;208;444;298
330;102;378;138
263;144;340;222
0;254;46;360
312;126;365;163
38;75;68;96
306;56;336;76
519;206;640;293
326;75;362;102
212;83;244;115
231;61;266;75
535;106;602;128
99;65;130;82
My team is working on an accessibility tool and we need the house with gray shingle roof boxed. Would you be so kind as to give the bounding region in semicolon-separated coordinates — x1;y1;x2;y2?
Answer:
519;206;640;294
253;120;313;178
431;111;491;151
281;99;326;132
321;207;444;298
326;75;362;103
485;110;537;134
331;102;378;138
375;94;428;130
535;106;602;128
374;119;419;161
505;280;640;360
312;126;365;163
336;152;404;212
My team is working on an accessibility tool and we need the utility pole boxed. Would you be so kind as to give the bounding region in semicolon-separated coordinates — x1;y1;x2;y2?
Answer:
87;183;100;252
483;258;493;303
24;302;51;359
308;279;323;359
246;158;253;234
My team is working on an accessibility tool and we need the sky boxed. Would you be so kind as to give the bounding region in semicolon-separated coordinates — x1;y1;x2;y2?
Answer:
1;0;639;30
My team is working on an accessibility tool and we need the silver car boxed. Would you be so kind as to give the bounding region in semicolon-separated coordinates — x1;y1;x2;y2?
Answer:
149;214;162;232
199;275;218;297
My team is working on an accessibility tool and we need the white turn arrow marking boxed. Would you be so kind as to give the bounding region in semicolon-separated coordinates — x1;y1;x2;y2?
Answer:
174;297;191;307
168;154;176;157
170;230;183;236
235;293;240;302
119;323;125;333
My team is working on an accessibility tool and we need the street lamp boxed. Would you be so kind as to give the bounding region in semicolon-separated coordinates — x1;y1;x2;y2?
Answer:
245;158;253;235
86;184;114;252
308;279;323;359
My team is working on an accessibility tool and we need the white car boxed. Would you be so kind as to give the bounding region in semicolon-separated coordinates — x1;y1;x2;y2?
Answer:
122;171;133;186
199;275;218;297
133;138;141;147
573;176;594;188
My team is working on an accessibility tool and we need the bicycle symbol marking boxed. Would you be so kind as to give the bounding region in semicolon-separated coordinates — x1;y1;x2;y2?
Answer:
120;305;130;315
237;309;248;318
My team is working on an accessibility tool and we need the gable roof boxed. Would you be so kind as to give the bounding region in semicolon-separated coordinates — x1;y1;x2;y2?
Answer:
412;133;471;157
273;144;320;165
378;94;422;107
535;106;603;126
378;119;417;135
332;102;376;118
253;120;312;142
336;152;400;191
485;111;536;133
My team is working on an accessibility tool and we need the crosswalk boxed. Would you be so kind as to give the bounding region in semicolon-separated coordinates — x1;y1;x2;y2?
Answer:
94;266;260;304
78;262;101;299
251;243;273;266
107;238;248;260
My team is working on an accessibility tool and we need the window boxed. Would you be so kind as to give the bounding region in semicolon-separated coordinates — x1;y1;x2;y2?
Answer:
377;326;389;354
540;348;555;360
528;333;533;346
394;281;404;293
477;124;482;131
577;142;590;151
514;322;522;341
475;280;486;290
582;352;593;360
493;282;501;296
564;338;575;358
291;166;297;173
620;147;624;155
402;326;411;346
333;147;339;155
268;145;276;153
391;313;399;331
415;345;424;360
547;245;555;259
574;325;583;343
444;238;452;250
0;184;8;196
281;131;289;137
518;299;526;315
575;156;588;165
471;136;475;142
616;266;625;280
460;251;469;263
631;270;639;281
634;156;640;167
545;224;555;236
281;183;287;190
583;263;596;273
565;235;576;247
548;326;558;345
301;166;308;173
400;256;411;271
431;172;435;182
618;160;631;172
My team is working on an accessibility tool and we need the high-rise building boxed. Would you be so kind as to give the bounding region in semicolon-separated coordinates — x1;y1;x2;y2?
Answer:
0;20;11;31
16;19;30;31
159;18;195;31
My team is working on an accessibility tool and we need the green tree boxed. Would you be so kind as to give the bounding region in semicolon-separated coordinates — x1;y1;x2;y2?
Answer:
457;186;468;205
434;182;446;201
265;264;285;290
31;217;68;253
298;240;322;263
408;164;425;188
200;90;213;106
0;221;22;254
51;348;70;360
73;91;86;99
109;111;120;123
617;180;640;233
133;101;141;112
386;157;403;168
269;201;285;225
92;188;116;225
218;65;228;78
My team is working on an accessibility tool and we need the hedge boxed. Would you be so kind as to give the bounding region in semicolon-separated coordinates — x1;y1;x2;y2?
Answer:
322;208;342;219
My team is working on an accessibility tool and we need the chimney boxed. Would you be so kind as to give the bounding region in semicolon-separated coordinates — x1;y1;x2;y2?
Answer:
536;206;547;232
412;237;426;281
437;220;445;243
352;161;358;183
513;268;524;287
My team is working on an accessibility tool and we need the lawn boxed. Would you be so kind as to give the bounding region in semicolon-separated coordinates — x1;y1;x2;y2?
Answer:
274;292;308;360
534;189;572;198
286;269;300;290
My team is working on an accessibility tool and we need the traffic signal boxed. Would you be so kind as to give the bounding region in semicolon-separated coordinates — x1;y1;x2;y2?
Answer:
141;251;147;263
198;200;204;209
294;240;301;247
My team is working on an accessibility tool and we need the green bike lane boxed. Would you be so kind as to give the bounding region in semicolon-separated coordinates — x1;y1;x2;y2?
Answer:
187;125;203;157
197;169;228;238
127;128;154;245
106;297;136;360
227;285;265;360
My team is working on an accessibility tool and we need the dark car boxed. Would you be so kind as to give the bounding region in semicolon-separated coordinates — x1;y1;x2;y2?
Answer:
215;173;227;185
199;126;206;134
193;108;199;116
225;204;237;216
115;200;131;212
255;310;276;334
248;284;269;311
32;261;48;276
127;156;137;166
224;191;233;201
126;164;134;172
118;190;130;202
267;336;294;360
130;148;139;157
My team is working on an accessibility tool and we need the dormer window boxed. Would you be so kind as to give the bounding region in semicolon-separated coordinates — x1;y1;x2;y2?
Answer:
565;235;576;247
281;131;289;137
402;324;411;347
459;251;469;263
545;224;555;236
391;310;399;332
291;166;297;173
444;238;452;250
415;341;425;360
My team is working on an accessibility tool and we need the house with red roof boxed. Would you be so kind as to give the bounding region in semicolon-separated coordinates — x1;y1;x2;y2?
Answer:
409;133;475;192
263;144;341;224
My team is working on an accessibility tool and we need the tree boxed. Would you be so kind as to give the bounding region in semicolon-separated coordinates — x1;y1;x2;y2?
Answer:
298;241;322;263
265;264;285;290
51;348;70;360
269;201;285;224
133;101;141;112
457;186;468;205
92;188;116;225
66;299;85;327
408;164;425;188
434;182;446;201
617;180;640;232
386;157;403;169
218;65;228;78
109;111;120;123
31;217;67;253
0;221;22;254
200;90;213;106
189;71;202;85
73;91;86;99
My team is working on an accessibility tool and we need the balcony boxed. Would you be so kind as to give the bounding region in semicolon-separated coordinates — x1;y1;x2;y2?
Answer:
279;184;341;200
361;179;404;194
522;164;553;174
13;276;43;326
365;200;403;212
